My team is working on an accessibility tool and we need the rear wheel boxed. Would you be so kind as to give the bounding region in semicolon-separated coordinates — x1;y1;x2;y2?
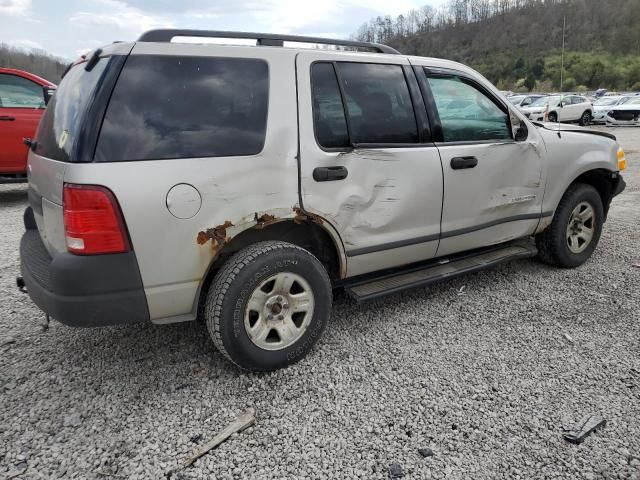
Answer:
535;184;604;268
579;110;592;126
205;241;332;371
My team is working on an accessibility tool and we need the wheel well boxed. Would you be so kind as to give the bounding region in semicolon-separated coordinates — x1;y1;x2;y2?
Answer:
570;169;615;217
197;220;342;319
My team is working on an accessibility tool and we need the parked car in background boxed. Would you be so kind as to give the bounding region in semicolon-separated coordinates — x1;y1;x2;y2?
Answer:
0;68;56;183
508;94;546;109
592;96;631;124
520;94;593;125
605;96;640;126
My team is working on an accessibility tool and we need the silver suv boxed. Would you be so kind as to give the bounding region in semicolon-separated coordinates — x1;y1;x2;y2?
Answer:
19;30;627;371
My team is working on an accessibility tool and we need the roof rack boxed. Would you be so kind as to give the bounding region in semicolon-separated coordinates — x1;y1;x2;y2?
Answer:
137;29;400;55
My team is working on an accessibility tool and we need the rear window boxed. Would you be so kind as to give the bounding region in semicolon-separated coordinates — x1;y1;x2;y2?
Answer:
94;55;269;162
35;60;108;162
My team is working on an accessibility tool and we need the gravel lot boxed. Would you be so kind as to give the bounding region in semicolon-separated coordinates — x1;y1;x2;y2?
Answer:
1;127;639;480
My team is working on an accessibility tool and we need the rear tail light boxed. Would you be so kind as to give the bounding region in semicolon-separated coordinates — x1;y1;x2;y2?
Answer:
63;183;130;255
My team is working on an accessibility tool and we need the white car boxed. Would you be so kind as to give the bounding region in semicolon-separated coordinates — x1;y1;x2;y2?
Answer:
521;95;593;125
592;96;632;124
605;96;640;126
508;94;546;109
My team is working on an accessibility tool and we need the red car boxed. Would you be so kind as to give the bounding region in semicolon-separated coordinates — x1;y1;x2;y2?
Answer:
0;68;56;183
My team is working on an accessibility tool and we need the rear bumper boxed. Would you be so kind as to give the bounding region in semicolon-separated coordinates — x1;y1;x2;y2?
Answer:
0;174;27;184
20;207;149;327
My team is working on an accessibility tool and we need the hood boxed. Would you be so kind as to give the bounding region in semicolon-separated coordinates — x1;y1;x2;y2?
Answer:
609;104;640;112
532;121;617;141
521;106;546;113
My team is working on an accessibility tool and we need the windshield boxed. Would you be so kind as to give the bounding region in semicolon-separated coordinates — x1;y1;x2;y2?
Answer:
626;97;640;105
594;97;620;106
530;96;558;107
34;58;108;162
508;95;525;104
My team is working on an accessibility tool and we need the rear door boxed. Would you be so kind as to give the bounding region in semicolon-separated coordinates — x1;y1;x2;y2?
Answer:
563;96;582;121
411;63;545;258
296;52;444;277
0;73;45;174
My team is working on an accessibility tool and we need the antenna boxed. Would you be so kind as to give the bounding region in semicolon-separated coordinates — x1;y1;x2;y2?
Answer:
560;15;566;91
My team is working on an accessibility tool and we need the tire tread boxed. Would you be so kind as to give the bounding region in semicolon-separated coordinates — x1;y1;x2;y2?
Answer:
535;183;602;268
205;241;328;370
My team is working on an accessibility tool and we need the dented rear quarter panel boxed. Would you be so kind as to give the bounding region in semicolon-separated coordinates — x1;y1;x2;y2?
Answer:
64;43;302;322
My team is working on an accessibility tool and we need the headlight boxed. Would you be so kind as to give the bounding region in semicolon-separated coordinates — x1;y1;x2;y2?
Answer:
617;147;627;171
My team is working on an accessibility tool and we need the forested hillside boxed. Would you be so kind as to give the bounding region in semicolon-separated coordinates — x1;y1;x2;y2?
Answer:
354;0;640;91
0;44;67;84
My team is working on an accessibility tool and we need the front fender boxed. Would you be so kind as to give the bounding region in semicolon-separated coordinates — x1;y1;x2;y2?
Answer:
537;127;619;230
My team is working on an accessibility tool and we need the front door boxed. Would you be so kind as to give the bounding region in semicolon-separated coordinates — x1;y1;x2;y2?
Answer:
0;73;45;174
410;64;545;257
296;52;444;277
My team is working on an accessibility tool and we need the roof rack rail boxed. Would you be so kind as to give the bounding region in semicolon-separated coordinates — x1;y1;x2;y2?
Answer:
137;29;401;55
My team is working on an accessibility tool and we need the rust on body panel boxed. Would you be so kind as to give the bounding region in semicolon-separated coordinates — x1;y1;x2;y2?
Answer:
196;220;234;256
293;207;323;225
254;213;278;229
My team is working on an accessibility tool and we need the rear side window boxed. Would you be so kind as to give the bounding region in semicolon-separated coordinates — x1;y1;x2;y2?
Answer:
311;63;349;149
35;60;108;162
0;74;44;108
427;74;512;143
95;56;268;161
336;63;418;144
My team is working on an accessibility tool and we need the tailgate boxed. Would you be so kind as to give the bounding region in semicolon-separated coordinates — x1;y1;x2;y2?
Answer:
27;151;66;255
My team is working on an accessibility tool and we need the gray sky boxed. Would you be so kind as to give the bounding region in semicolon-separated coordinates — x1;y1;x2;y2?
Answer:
0;0;447;60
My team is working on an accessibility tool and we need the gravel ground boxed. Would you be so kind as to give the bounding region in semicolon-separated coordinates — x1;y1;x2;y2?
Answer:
1;127;639;480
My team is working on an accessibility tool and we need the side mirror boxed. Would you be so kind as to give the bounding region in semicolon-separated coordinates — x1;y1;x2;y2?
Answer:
514;122;528;142
509;109;528;141
43;86;56;106
558;102;564;108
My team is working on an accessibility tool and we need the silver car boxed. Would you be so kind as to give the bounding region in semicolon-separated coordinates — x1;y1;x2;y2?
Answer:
19;30;627;371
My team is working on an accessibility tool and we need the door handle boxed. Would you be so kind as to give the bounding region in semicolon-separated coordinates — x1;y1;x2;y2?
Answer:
313;166;348;182
0;116;16;121
450;156;478;170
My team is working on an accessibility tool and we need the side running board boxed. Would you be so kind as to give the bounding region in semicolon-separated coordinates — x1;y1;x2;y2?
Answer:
344;242;537;303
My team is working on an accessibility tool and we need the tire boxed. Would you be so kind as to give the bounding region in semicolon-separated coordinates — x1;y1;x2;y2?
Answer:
205;241;332;371
535;184;604;268
579;110;592;126
547;112;558;123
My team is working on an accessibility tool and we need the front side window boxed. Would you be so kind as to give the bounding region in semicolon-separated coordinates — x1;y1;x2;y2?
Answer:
336;63;418;144
95;55;269;161
427;74;511;143
0;74;44;109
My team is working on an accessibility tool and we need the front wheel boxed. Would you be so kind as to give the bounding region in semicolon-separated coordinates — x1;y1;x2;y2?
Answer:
547;112;558;123
205;241;332;371
535;184;604;268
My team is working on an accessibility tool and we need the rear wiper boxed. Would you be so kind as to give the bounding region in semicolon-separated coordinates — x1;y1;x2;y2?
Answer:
85;48;103;72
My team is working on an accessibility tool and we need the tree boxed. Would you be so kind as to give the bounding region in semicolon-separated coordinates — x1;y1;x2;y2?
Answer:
524;74;537;91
